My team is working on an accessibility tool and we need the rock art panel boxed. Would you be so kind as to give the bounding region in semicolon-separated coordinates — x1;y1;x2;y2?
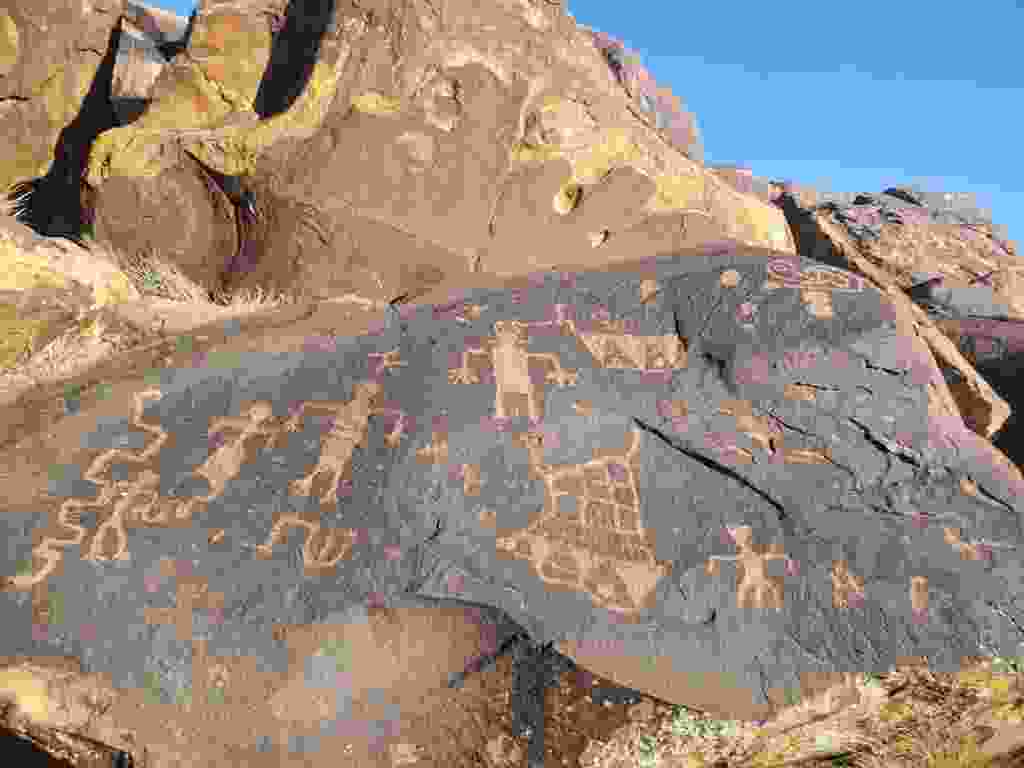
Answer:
494;426;671;616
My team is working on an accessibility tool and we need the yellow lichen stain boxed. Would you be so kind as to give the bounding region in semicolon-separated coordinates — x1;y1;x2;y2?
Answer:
0;667;53;723
352;91;403;115
0;303;46;369
569;128;642;185
509;139;562;165
0;11;20;75
553;182;581;215
879;701;914;723
650;172;705;213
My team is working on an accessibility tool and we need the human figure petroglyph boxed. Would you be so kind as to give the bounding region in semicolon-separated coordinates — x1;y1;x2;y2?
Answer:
177;400;293;520
4;389;168;589
705;526;789;611
910;575;929;619
288;380;407;506
830;560;866;610
448;320;578;424
255;513;355;572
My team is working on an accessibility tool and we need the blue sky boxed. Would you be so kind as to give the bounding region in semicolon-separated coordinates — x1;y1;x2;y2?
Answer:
146;0;1021;244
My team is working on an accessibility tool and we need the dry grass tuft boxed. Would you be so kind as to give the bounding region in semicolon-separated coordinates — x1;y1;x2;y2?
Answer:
581;657;1024;768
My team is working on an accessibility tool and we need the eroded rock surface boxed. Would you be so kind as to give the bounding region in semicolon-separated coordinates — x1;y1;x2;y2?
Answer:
2;249;1022;763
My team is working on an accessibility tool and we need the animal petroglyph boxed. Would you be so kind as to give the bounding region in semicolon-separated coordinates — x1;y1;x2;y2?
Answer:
494;427;670;615
255;513;356;574
287;380;408;506
705;526;790;611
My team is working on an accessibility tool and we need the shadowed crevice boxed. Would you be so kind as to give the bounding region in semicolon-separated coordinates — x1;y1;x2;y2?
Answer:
253;0;337;119
3;21;124;247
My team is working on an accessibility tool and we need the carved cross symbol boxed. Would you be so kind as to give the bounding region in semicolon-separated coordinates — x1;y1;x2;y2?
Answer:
144;578;225;643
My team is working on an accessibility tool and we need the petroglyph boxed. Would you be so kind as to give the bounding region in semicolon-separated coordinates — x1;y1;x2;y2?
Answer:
84;468;164;562
178;400;296;520
911;575;929;618
761;259;865;321
255;513;355;574
639;278;659;304
82;388;169;485
719;269;741;288
287;380;408;506
705;526;789;611
494;427;670;615
942;527;1002;562
576;322;687;372
143;579;225;643
764;259;866;293
416;430;449;464
448;320;578;424
829;560;866;610
782;383;818;401
4;388;168;588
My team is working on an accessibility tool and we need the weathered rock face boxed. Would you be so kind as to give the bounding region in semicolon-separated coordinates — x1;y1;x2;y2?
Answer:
770;182;1019;444
2;247;1022;760
5;0;791;308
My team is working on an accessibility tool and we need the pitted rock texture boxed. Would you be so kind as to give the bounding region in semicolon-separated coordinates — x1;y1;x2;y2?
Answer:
3;247;1022;747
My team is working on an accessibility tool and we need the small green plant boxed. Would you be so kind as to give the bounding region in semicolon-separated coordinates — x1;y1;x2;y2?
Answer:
989;655;1024;675
670;707;738;740
637;734;658;768
141;269;164;293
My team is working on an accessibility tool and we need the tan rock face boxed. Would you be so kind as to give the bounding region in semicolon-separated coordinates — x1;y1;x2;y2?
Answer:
0;0;790;309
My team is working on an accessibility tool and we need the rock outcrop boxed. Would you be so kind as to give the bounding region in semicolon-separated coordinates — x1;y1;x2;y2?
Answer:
1;1;1023;766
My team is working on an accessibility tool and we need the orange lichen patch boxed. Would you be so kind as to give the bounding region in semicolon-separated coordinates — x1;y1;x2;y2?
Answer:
830;560;865;610
705;525;788;611
478;508;498;528
783;383;817;401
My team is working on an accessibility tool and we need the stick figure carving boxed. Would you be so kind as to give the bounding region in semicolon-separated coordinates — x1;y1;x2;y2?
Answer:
705;526;789;611
448;319;578;424
287;380;406;506
178;401;293;520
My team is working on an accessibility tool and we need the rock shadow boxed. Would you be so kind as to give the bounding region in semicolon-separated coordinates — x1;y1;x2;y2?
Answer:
254;0;337;119
3;22;124;246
